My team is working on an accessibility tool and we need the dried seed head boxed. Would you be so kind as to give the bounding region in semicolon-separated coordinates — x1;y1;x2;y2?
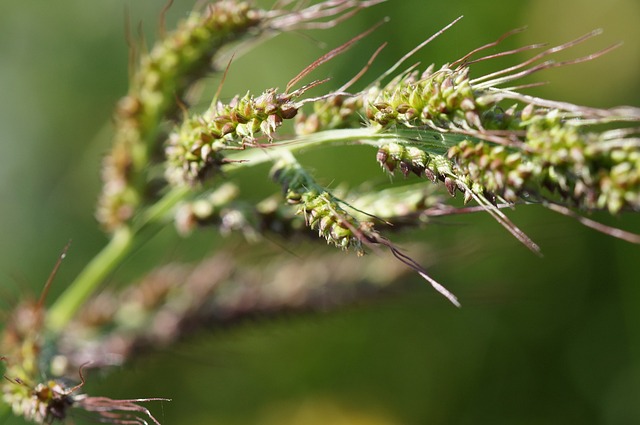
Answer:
444;176;457;197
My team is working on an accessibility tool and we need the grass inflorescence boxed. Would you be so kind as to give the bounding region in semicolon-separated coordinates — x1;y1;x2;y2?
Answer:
3;1;640;424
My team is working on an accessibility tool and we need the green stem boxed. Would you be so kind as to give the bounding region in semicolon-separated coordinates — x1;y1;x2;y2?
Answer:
0;404;9;423
225;128;384;167
225;127;470;168
46;226;134;333
136;186;191;227
46;186;190;334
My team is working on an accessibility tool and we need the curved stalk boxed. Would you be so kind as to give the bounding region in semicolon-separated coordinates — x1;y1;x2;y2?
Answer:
46;186;191;334
46;227;134;333
225;127;467;167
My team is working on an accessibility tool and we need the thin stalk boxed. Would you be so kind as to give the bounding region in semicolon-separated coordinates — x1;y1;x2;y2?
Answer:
46;227;134;333
46;187;190;334
226;127;467;167
0;404;9;423
136;186;191;227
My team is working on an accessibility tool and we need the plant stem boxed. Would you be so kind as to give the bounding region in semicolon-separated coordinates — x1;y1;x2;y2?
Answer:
137;186;191;227
46;186;191;334
0;404;9;422
225;127;466;167
46;226;134;333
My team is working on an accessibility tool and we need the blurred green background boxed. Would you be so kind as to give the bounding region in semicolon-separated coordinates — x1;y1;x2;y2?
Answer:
1;0;640;424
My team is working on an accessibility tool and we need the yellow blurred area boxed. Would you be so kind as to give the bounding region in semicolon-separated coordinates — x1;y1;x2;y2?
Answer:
256;398;401;425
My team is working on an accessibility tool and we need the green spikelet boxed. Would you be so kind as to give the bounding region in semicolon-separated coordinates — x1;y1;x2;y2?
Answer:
270;154;372;254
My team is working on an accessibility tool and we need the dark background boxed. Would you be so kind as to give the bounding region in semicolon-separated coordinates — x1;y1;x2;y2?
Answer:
1;0;640;424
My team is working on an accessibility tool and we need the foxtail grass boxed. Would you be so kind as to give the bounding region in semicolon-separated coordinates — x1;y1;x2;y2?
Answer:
3;1;640;424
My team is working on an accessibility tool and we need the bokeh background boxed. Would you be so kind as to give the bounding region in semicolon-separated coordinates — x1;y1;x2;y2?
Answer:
1;0;640;424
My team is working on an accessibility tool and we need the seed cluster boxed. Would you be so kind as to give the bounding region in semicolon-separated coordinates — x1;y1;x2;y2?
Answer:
98;1;262;230
366;66;482;131
525;113;640;213
271;157;372;254
166;89;300;186
294;94;365;135
376;141;478;202
448;111;640;213
1;299;83;424
376;142;429;177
